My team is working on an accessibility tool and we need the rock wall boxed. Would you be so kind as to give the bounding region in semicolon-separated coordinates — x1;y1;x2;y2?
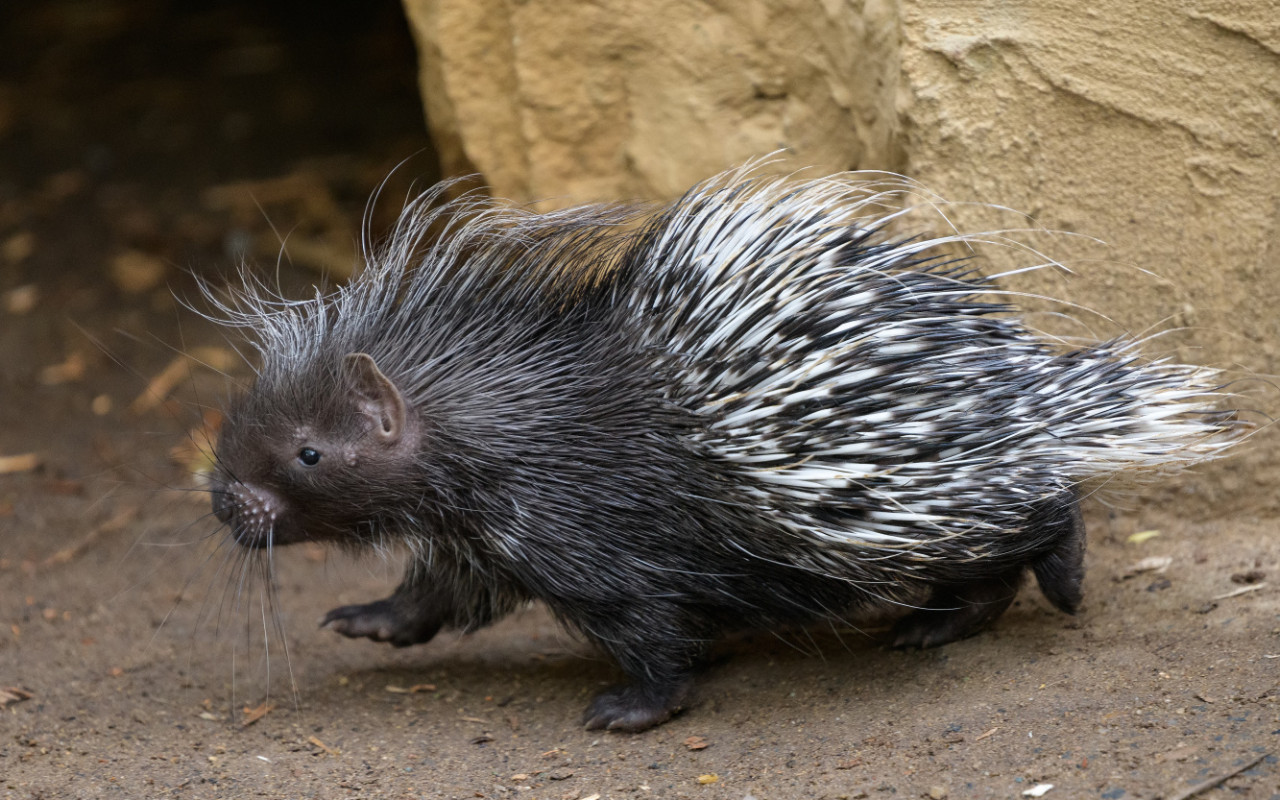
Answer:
401;0;1280;513
402;0;903;203
895;2;1280;511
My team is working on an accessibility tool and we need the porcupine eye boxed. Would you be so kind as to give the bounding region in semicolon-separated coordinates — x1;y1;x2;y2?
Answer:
297;447;322;467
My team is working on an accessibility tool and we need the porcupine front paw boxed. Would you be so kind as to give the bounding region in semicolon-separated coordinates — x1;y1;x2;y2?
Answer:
583;681;691;732
321;599;443;648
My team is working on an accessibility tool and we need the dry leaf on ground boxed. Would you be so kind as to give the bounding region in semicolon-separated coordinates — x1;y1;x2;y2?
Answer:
0;687;33;706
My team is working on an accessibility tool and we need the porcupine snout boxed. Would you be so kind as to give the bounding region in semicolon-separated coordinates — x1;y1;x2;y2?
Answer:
212;481;284;548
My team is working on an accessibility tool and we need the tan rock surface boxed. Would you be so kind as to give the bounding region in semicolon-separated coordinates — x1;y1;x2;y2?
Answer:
402;0;1279;512
896;1;1280;511
402;0;903;203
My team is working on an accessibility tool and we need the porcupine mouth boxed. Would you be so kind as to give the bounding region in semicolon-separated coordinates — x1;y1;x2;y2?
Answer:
210;487;235;525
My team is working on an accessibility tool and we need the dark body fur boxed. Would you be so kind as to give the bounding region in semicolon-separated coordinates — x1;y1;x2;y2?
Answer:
210;174;1230;731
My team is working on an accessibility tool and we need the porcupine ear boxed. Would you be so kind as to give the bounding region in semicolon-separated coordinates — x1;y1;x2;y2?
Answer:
343;353;407;444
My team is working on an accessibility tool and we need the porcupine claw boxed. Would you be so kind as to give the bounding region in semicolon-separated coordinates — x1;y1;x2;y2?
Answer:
583;682;690;732
321;598;443;648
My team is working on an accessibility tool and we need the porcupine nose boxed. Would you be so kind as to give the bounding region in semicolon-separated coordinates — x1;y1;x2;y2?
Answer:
212;481;281;547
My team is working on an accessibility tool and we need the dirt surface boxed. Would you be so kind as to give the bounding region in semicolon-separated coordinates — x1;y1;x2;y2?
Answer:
2;2;1278;799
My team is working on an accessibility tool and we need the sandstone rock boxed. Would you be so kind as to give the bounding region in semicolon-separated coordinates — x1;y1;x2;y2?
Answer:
402;0;901;205
401;0;1280;511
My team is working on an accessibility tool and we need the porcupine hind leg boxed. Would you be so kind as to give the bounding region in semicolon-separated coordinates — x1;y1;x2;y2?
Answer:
577;603;708;732
891;490;1085;649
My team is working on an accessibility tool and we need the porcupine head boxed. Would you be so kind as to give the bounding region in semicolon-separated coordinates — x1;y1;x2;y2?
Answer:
212;350;418;551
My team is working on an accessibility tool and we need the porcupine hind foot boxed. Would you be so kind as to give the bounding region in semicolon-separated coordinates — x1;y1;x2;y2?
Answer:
891;491;1085;649
583;680;694;732
321;578;448;648
890;568;1026;649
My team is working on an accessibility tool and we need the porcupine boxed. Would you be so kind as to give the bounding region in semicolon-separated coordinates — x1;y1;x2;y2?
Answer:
207;168;1242;732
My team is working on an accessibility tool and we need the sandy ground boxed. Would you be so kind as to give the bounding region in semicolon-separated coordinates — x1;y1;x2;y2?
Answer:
1;2;1278;798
